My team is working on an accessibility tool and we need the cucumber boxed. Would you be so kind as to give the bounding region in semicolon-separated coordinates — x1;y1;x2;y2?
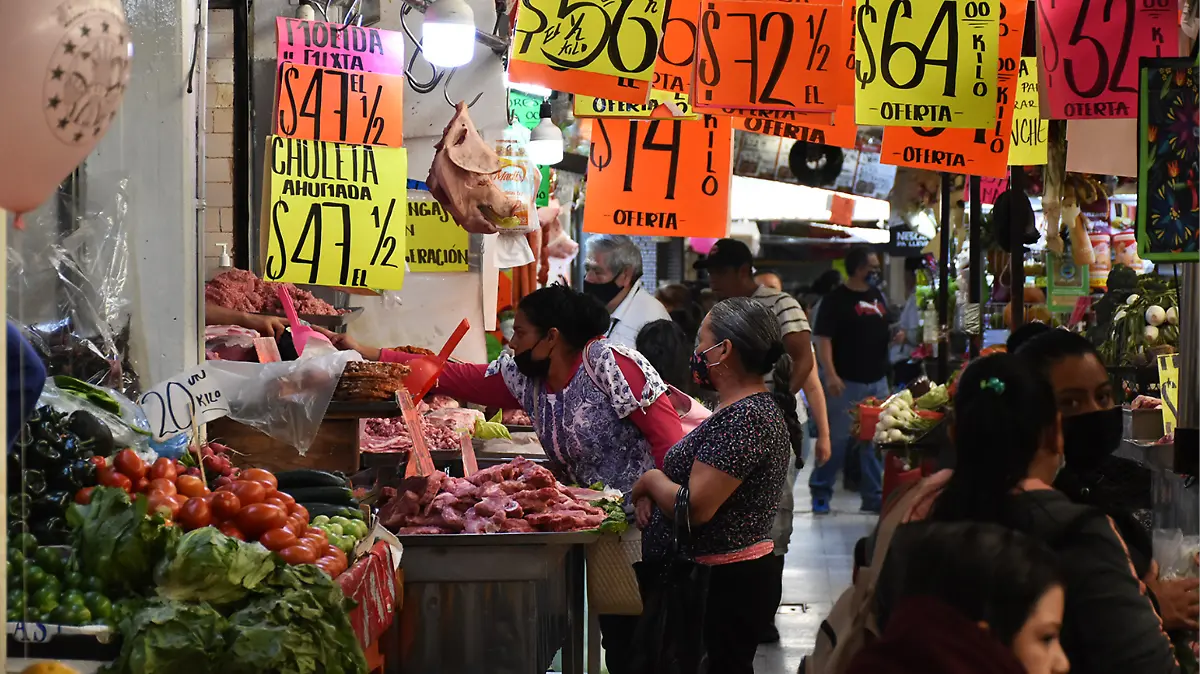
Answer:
275;469;347;490
302;503;354;520
286;486;354;504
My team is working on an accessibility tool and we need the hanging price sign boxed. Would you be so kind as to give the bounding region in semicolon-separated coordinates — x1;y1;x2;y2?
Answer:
1036;0;1179;119
275;17;407;75
261;136;407;290
584;115;732;238
511;0;668;80
508;0;696;102
406;192;469;273
1009;57;1048;165
879;0;1024;176
575;88;698;119
855;0;1001;127
732;105;858;148
694;0;850;111
275;63;404;147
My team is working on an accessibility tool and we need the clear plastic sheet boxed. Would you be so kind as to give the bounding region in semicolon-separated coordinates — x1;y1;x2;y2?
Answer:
199;350;361;455
36;377;155;454
1152;468;1200;580
8;174;138;394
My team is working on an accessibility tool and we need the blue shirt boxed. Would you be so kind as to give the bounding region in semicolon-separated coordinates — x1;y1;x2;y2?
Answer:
8;322;46;446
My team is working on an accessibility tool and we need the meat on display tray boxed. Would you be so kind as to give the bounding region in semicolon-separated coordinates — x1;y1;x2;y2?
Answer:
262;306;364;328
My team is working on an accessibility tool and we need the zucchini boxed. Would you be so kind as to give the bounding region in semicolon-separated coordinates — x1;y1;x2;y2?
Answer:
275;469;347;490
286;486;355;505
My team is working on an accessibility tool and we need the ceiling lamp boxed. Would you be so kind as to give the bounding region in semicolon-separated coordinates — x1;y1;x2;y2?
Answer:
422;0;475;68
527;102;563;165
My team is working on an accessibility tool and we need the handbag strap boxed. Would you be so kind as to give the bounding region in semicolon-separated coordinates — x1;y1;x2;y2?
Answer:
670;485;693;559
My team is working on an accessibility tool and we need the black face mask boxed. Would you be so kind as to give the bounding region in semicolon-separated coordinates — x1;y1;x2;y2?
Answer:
1061;407;1124;474
584;279;623;305
513;338;552;379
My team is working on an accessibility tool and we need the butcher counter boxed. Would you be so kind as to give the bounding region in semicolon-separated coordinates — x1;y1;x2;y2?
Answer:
393;531;597;674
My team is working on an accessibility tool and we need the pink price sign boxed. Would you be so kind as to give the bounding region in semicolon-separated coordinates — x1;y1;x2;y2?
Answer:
980;177;1007;205
275;17;406;77
1036;0;1178;119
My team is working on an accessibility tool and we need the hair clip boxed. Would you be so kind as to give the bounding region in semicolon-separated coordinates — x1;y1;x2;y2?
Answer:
980;377;1006;395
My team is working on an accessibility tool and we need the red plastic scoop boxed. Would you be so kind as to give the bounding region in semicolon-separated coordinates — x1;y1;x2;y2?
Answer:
404;319;470;400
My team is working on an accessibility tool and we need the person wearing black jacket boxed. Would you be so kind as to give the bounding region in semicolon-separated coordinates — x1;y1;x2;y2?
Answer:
928;353;1180;674
1016;329;1199;633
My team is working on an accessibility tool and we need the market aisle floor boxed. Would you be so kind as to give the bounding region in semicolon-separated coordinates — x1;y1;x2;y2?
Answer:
752;463;877;673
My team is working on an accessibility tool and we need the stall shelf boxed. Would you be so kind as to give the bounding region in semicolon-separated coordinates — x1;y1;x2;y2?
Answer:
394;531;596;674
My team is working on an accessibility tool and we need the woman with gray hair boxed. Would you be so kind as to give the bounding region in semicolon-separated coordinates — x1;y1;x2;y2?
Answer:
632;297;801;673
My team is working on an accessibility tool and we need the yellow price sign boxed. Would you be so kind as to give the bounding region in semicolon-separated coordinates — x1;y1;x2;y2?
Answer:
854;0;1000;128
574;89;697;119
510;0;667;81
261;136;407;290
407;192;469;272
1157;353;1179;435
1009;57;1048;166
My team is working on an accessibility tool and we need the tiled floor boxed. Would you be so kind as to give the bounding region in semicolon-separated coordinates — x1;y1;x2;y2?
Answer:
753;464;878;673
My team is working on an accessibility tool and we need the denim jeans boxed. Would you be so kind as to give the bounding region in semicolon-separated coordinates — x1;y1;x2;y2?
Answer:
808;377;890;509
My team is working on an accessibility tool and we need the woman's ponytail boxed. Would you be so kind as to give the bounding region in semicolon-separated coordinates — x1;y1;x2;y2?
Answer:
772;354;805;467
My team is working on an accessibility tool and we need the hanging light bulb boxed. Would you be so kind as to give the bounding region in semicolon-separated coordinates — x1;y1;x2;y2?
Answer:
422;0;475;68
527;101;564;165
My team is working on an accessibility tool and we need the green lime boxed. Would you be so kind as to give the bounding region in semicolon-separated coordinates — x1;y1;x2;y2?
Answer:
21;565;47;590
82;576;105;594
62;570;85;589
39;575;61;597
84;593;112;621
22;608;43;623
15;533;38;556
33;547;64;576
65;605;91;626
8;550;24;574
6;607;22;622
7;589;26;613
61;590;86;608
47;605;72;626
31;586;59;614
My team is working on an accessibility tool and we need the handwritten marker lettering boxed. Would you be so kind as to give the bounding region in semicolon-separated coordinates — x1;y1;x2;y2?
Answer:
276;17;407;76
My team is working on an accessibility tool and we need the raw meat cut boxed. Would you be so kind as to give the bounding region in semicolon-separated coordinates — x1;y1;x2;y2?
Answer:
361;414;463;452
205;269;343;316
379;457;611;535
426;103;517;235
502;409;532;426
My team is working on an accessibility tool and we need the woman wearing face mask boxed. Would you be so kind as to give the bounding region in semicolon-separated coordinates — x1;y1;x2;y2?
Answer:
853;521;1069;674
328;285;683;674
928;353;1180;674
1017;330;1199;633
631;298;801;673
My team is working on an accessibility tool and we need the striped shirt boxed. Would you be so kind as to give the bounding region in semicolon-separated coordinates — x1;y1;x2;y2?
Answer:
752;285;811;336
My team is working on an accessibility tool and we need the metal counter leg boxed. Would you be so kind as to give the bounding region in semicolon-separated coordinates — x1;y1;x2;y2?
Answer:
564;544;586;674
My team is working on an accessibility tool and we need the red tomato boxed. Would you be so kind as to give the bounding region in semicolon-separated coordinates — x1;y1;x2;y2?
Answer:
240;468;279;492
264;496;289;511
211;491;242;520
217;521;245;540
259;527;299;551
148;478;176;496
230;480;266;506
175;475;208;498
235;503;288;538
89;456;107;468
99;468;133;493
294;538;322;557
74;487;94;505
278;544;318;565
269;490;295;507
149;457;178;482
177;498;213;531
286;515;308;536
301;529;328;548
289;504;309;522
114;449;147;480
133;477;150;493
314;559;336;577
147;490;180;518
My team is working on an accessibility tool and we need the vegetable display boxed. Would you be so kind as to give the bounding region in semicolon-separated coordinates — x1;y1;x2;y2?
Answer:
873;390;944;446
7;532;115;626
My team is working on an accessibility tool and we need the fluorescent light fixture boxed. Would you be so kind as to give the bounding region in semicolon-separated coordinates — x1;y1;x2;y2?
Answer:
422;0;475;68
504;73;552;98
527;102;563;165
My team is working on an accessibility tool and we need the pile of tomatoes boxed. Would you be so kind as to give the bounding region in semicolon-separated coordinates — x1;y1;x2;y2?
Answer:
76;449;348;577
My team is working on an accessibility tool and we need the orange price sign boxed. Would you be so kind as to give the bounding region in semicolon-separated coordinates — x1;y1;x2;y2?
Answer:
275;61;404;147
731;104;857;148
583;115;732;238
695;0;850;111
879;0;1025;177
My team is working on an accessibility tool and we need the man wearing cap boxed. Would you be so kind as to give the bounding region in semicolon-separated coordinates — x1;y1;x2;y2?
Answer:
583;234;671;349
697;238;815;393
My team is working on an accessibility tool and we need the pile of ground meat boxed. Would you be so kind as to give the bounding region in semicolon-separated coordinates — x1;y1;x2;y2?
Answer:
205;269;344;316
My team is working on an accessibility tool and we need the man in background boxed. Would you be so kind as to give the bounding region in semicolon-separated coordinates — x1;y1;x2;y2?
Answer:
755;271;784;292
583;234;670;348
698;238;815;393
810;247;894;514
